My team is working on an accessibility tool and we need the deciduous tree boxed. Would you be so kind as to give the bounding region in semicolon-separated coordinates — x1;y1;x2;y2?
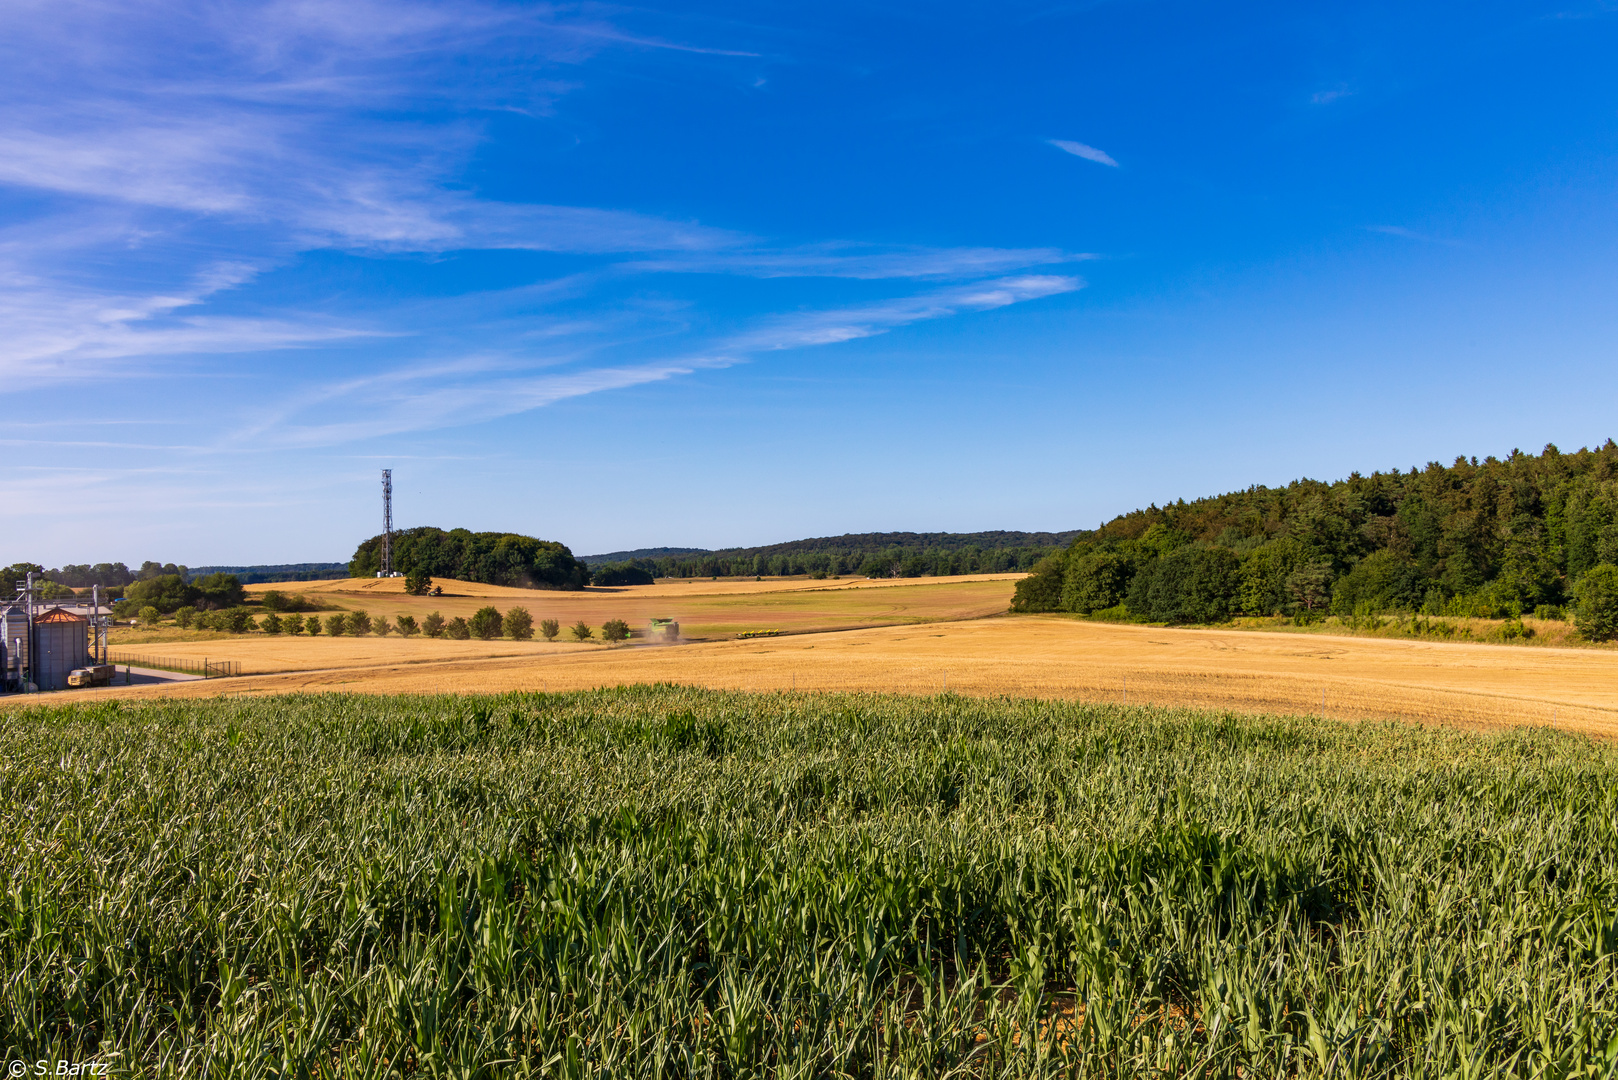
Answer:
469;606;503;640
222;607;256;633
1061;551;1133;614
1574;564;1618;641
126;574;196;614
194;573;246;610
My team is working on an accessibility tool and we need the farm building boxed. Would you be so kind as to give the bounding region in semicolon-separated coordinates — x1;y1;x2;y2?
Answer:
32;606;91;692
2;577;114;694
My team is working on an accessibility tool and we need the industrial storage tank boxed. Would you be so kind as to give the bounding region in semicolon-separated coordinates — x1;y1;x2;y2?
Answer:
33;607;89;692
0;602;22;691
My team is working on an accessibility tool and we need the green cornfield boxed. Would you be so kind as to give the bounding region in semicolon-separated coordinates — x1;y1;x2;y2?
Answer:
2;687;1616;1077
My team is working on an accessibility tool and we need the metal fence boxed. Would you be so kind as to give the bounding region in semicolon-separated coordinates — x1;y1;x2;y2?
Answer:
107;653;241;678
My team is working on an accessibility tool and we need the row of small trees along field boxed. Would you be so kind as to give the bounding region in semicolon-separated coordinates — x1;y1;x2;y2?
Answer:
1013;441;1618;638
133;603;632;641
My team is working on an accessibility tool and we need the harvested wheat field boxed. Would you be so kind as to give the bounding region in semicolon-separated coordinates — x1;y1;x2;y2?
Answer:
252;572;1023;600
231;574;1022;640
58;615;1618;736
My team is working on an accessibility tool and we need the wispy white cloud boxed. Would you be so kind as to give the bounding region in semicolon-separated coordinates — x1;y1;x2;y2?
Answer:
249;275;1083;446
0;0;767;381
734;276;1083;351
0;0;1090;443
0;257;376;377
565;25;762;58
1311;86;1355;105
1047;138;1119;167
626;245;1090;280
250;355;727;447
0;1;760;254
1365;225;1462;246
428;202;745;256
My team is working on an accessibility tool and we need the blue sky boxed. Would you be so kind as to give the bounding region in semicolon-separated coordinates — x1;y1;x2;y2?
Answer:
6;1;1618;565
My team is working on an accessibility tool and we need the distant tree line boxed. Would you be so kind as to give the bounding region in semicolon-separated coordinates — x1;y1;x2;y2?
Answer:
185;563;349;584
590;564;656;586
577;547;708;564
597;532;1068;581
1012;442;1618;638
3;560;199;600
349;527;589;589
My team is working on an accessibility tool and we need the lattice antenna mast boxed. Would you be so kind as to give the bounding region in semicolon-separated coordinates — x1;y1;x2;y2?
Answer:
381;469;394;577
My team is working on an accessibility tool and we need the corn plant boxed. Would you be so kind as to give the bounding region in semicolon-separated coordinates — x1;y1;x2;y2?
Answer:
1;688;1614;1077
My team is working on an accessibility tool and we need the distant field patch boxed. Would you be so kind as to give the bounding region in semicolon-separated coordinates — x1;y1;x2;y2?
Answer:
232;573;1024;641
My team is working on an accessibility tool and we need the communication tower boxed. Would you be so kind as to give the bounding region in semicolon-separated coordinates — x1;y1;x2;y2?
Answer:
381;469;394;577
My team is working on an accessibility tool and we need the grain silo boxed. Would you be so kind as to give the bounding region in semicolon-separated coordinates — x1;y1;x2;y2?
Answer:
0;602;22;691
33;606;89;692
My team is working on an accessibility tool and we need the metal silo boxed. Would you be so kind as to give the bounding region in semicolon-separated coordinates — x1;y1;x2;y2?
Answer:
33;607;89;692
1;602;26;692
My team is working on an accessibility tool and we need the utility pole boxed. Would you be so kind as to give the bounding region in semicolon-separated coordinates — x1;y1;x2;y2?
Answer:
381;469;394;577
22;571;35;692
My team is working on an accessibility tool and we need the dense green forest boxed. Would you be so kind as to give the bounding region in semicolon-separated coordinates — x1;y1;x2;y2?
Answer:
185;562;348;584
349;527;589;589
594;530;1077;580
589;563;657;586
1013;442;1618;628
577;546;708;563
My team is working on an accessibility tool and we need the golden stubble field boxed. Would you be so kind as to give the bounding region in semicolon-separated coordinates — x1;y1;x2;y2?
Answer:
234;574;1024;640
93;574;1026;675
46;570;1618;737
